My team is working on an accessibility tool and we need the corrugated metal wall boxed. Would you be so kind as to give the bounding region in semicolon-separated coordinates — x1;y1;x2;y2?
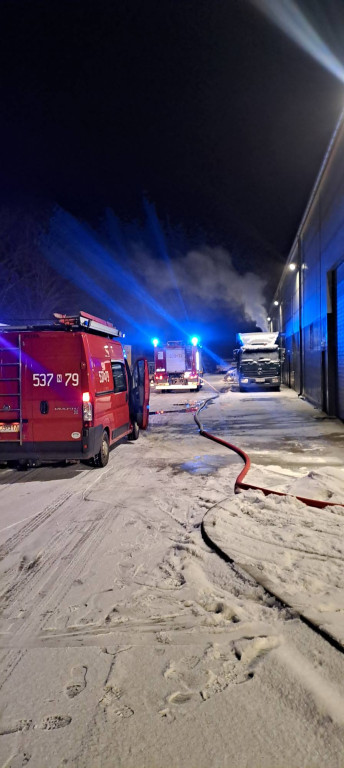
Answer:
336;262;344;419
276;115;344;420
281;248;301;393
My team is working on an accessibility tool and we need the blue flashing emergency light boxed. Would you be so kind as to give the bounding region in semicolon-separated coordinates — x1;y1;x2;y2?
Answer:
191;336;199;346
152;338;159;347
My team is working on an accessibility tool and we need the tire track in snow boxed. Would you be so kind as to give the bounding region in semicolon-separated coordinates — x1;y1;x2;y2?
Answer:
0;490;74;560
0;465;102;558
0;499;121;646
0;476;101;614
0;465;44;494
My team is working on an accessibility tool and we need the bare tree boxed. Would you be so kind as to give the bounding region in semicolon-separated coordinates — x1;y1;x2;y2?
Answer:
0;206;75;322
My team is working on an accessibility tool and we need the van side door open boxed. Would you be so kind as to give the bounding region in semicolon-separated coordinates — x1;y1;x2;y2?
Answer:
110;360;130;440
131;358;149;429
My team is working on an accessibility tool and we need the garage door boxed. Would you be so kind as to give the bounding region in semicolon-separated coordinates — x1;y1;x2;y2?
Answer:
336;262;344;419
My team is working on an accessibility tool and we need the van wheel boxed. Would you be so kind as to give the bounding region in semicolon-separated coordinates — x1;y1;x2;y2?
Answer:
17;460;30;471
128;421;139;441
95;431;109;467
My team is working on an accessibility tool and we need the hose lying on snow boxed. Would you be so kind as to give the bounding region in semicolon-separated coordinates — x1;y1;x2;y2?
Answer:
194;389;344;510
194;386;344;654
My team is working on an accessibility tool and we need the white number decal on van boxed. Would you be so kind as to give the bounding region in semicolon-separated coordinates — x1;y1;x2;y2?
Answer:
33;373;54;387
65;373;79;386
98;370;110;384
32;372;79;387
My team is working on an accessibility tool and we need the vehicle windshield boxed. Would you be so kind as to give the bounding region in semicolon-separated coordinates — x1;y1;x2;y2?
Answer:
241;350;279;362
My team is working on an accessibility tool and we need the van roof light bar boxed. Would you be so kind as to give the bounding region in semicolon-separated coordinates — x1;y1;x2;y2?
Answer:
0;312;124;338
54;312;123;338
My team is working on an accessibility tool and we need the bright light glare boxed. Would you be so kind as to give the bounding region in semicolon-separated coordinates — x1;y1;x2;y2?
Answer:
191;336;199;346
82;392;91;402
274;300;279;306
251;0;344;84
152;338;159;347
288;263;297;271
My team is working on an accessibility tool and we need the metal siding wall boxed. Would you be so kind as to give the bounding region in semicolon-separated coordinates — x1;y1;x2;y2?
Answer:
303;320;322;405
320;147;344;273
280;257;300;389
277;119;344;412
292;332;300;390
283;329;299;389
319;126;344;415
302;216;322;406
336;262;344;419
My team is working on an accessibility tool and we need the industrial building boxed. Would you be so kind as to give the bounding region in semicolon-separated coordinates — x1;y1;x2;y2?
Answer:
270;109;344;420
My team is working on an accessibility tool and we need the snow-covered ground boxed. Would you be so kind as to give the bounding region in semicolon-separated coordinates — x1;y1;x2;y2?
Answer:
1;377;344;767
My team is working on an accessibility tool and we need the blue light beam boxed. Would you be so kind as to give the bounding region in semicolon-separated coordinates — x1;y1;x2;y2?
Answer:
45;209;189;339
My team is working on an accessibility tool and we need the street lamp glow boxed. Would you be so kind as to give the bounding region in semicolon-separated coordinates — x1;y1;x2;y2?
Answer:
273;300;279;306
288;263;297;271
152;338;159;347
267;316;271;321
191;336;199;346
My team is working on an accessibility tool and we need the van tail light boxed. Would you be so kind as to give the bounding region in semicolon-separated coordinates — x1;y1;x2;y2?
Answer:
82;392;93;426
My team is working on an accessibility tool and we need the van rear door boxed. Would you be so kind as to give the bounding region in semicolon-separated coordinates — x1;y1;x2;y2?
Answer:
0;331;33;444
24;332;84;445
131;358;149;429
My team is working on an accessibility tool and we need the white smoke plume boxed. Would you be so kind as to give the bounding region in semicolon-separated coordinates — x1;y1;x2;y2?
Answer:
44;207;269;337
133;244;268;331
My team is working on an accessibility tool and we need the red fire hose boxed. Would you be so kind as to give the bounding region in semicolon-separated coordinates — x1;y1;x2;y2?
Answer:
195;393;344;510
193;390;344;653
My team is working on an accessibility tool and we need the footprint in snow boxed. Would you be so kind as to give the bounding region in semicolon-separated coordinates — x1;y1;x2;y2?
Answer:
1;752;31;767
0;719;32;736
39;715;72;730
99;685;123;707
168;691;193;704
99;686;134;721
65;665;87;698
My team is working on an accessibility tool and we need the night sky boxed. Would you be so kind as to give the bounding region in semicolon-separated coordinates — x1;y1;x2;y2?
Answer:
1;0;344;353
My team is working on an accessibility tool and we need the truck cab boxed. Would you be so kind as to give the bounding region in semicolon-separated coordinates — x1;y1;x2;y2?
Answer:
235;332;282;392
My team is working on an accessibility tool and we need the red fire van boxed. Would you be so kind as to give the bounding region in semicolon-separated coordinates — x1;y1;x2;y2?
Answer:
0;311;149;468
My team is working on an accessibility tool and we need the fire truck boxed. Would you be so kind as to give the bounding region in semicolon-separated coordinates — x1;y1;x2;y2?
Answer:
0;311;149;468
153;338;203;392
